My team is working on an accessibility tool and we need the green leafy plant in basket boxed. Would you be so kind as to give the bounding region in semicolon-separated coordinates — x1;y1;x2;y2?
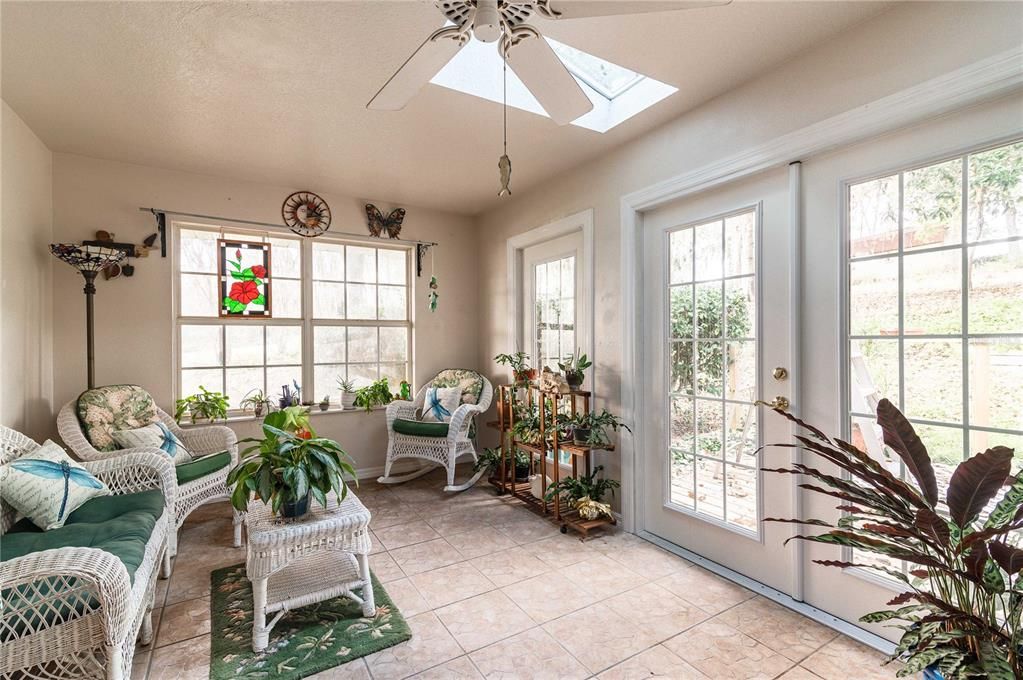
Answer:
227;414;357;519
760;398;1022;678
354;378;393;412
544;465;620;520
174;385;229;424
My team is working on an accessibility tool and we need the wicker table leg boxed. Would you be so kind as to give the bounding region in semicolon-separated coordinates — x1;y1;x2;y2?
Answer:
251;575;270;652
357;553;376;617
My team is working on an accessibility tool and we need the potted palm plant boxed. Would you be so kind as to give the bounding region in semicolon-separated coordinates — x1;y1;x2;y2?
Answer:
761;399;1021;678
336;376;358;410
174;385;230;424
227;411;357;518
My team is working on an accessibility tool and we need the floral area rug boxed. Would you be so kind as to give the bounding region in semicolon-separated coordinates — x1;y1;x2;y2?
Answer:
209;563;411;679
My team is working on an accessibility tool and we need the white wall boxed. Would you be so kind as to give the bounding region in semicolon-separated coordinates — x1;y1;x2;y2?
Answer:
474;2;1023;486
1;100;54;441
51;154;480;474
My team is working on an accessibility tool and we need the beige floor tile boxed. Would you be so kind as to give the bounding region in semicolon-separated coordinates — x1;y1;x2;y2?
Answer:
801;637;906;680
474;500;529;525
409;655;484;679
560;555;647;600
368;530;385;555
582;530;649;555
542;601;663;674
655;566;754;615
164;559;233;605
445;526;519;559
597;644;709;680
502;571;596;623
519;534;596;568
470;627;589;680
382;577;432;618
147;634;210;680
426;508;488;535
436;590;535;652
154;576;169;609
663;620;794;680
390;537;465;575
369;503;421;529
778;667;825;679
603;540;690;579
306;658;373;679
494;515;560;544
390;485;451;505
411;561;496;609
373;519;441;550
470;548;552;588
604;581;710;642
130;651;150;680
370;551;406;584
155;596;210;647
363;611;464;680
717;597;838;662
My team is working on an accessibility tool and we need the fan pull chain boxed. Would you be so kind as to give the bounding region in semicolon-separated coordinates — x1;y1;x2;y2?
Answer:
498;45;512;197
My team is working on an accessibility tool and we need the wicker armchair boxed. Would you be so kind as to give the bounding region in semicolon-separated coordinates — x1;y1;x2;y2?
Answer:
378;369;493;492
1;426;174;680
58;387;242;575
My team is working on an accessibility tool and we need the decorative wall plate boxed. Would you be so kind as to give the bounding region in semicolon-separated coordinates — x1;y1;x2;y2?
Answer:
282;191;331;237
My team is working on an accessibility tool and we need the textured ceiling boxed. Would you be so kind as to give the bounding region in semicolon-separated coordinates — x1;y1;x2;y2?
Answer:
1;1;888;215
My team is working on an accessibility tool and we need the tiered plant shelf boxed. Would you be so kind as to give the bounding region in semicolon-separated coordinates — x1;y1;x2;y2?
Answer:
487;383;616;537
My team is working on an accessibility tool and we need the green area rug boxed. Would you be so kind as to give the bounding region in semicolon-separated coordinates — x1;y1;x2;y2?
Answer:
209;563;411;679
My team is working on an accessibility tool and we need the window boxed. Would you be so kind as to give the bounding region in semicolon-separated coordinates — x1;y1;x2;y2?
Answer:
176;225;411;410
666;208;759;534
846;139;1023;510
533;255;576;372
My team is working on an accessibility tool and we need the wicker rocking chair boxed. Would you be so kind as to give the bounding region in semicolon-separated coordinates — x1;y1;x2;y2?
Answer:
378;369;493;492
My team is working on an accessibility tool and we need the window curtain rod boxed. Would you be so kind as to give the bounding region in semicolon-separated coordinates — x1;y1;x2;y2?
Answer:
137;206;439;248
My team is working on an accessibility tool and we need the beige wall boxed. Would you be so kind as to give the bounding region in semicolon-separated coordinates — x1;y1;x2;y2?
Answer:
1;100;54;441
473;1;1023;483
51;154;479;474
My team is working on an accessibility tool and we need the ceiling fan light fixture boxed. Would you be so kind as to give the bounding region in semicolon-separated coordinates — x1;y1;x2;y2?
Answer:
472;0;502;42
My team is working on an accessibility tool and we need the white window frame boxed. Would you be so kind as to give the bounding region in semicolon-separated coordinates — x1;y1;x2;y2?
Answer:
172;219;414;413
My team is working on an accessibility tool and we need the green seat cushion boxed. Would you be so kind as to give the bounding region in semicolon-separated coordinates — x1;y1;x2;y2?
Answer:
76;384;159;452
2;490;165;584
175;450;231;485
393;419;449;437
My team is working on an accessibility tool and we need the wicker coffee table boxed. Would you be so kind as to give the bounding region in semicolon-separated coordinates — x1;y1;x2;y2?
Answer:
244;491;375;652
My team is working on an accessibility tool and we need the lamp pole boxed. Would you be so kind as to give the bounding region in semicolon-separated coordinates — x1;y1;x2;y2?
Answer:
81;269;98;389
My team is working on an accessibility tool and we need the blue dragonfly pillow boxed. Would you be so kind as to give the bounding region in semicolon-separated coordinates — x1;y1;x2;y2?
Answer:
111;422;193;465
0;440;110;530
421;386;462;423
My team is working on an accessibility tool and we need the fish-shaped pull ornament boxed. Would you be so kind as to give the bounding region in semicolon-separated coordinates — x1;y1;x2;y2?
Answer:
498;154;512;197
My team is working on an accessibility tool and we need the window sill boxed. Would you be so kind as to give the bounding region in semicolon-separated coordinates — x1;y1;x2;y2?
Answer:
179;406;387;427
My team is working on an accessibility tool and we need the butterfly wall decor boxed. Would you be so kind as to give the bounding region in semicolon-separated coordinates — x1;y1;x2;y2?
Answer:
365;204;406;239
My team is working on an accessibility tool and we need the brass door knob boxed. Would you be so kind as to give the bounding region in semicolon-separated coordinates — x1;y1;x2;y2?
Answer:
756;396;790;411
772;367;788;381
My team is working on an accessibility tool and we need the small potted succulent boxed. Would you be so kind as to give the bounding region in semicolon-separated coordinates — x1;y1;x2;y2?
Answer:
558;349;592;389
239;389;273;418
336;377;358;411
494;351;536;385
354;378;393;412
228;410;357;519
174;385;230;424
569;409;631;447
544;465;619;521
319;395;330;412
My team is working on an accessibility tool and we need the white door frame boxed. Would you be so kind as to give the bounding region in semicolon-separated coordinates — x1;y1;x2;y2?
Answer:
507;209;595;368
619;48;1021;650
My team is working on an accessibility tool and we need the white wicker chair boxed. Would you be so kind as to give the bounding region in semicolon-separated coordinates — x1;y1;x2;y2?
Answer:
1;426;174;680
378;369;493;492
58;395;242;576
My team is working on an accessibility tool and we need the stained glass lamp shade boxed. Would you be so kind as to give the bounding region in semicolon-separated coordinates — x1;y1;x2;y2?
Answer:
50;243;127;389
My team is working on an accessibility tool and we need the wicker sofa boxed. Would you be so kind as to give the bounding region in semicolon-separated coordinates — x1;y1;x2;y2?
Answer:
0;425;175;680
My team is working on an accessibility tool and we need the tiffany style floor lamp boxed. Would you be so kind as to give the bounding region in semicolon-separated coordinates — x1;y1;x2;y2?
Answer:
50;243;127;389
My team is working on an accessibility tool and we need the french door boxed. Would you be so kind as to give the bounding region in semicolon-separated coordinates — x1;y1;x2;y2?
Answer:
640;166;797;594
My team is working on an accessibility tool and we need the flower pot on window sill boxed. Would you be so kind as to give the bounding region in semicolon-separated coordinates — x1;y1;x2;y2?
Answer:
340;392;357;410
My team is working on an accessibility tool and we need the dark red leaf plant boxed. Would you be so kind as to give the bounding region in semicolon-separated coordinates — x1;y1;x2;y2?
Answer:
761;398;1021;678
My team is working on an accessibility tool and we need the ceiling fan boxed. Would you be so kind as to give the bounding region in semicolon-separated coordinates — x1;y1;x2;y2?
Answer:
367;1;731;125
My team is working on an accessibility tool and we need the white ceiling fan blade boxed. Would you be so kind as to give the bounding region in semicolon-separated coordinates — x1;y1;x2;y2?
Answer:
535;0;731;20
368;28;465;111
505;32;593;125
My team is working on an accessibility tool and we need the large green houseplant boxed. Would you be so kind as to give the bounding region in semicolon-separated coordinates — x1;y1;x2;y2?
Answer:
762;399;1021;678
227;410;357;518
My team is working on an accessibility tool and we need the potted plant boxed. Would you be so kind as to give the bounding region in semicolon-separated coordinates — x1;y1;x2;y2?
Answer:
558;349;592;389
336;377;358;410
494;351;536;385
174;385;230;424
273;405;314;438
239;389;273;418
569;409;631;447
227;413;357;519
354;378;393;412
278;380;301;409
761;398;1022;678
319;395;330;412
544;465;620;521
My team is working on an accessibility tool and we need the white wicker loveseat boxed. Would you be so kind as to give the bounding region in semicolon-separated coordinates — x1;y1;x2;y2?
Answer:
378;369;493;491
57;385;242;575
0;425;175;680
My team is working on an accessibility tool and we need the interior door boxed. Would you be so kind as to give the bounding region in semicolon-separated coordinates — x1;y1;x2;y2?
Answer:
523;232;583;371
640;167;796;594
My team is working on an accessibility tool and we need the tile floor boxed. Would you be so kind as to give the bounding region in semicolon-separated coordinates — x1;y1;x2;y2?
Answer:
133;470;909;680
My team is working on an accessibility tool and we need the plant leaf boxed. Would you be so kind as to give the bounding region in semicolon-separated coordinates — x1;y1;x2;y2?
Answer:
876;398;938;507
946;446;1013;528
978;639;1015;680
984;472;1023;529
989;541;1023;574
914;507;950;547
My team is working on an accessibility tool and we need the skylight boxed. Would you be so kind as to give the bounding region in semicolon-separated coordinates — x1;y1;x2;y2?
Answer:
430;36;677;133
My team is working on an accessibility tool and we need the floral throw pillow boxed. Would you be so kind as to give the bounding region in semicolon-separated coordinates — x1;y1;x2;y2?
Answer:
112;422;193;465
0;440;110;530
77;384;159;452
421;387;462;423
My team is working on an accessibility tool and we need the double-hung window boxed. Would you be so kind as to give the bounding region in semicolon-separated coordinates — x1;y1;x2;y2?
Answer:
175;224;412;411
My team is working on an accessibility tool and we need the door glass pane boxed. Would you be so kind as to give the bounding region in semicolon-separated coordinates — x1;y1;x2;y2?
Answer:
969;338;1023;431
725;464;757;531
724;212;756;277
850;257;899;336
724;277;755;339
903;249;961;334
849;174;899;257
903;339;963;424
968;242;1023;333
967;141;1023;242
903;158;962;251
695;457;725;520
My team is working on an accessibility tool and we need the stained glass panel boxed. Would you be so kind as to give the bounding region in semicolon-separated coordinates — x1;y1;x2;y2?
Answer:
219;239;271;318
